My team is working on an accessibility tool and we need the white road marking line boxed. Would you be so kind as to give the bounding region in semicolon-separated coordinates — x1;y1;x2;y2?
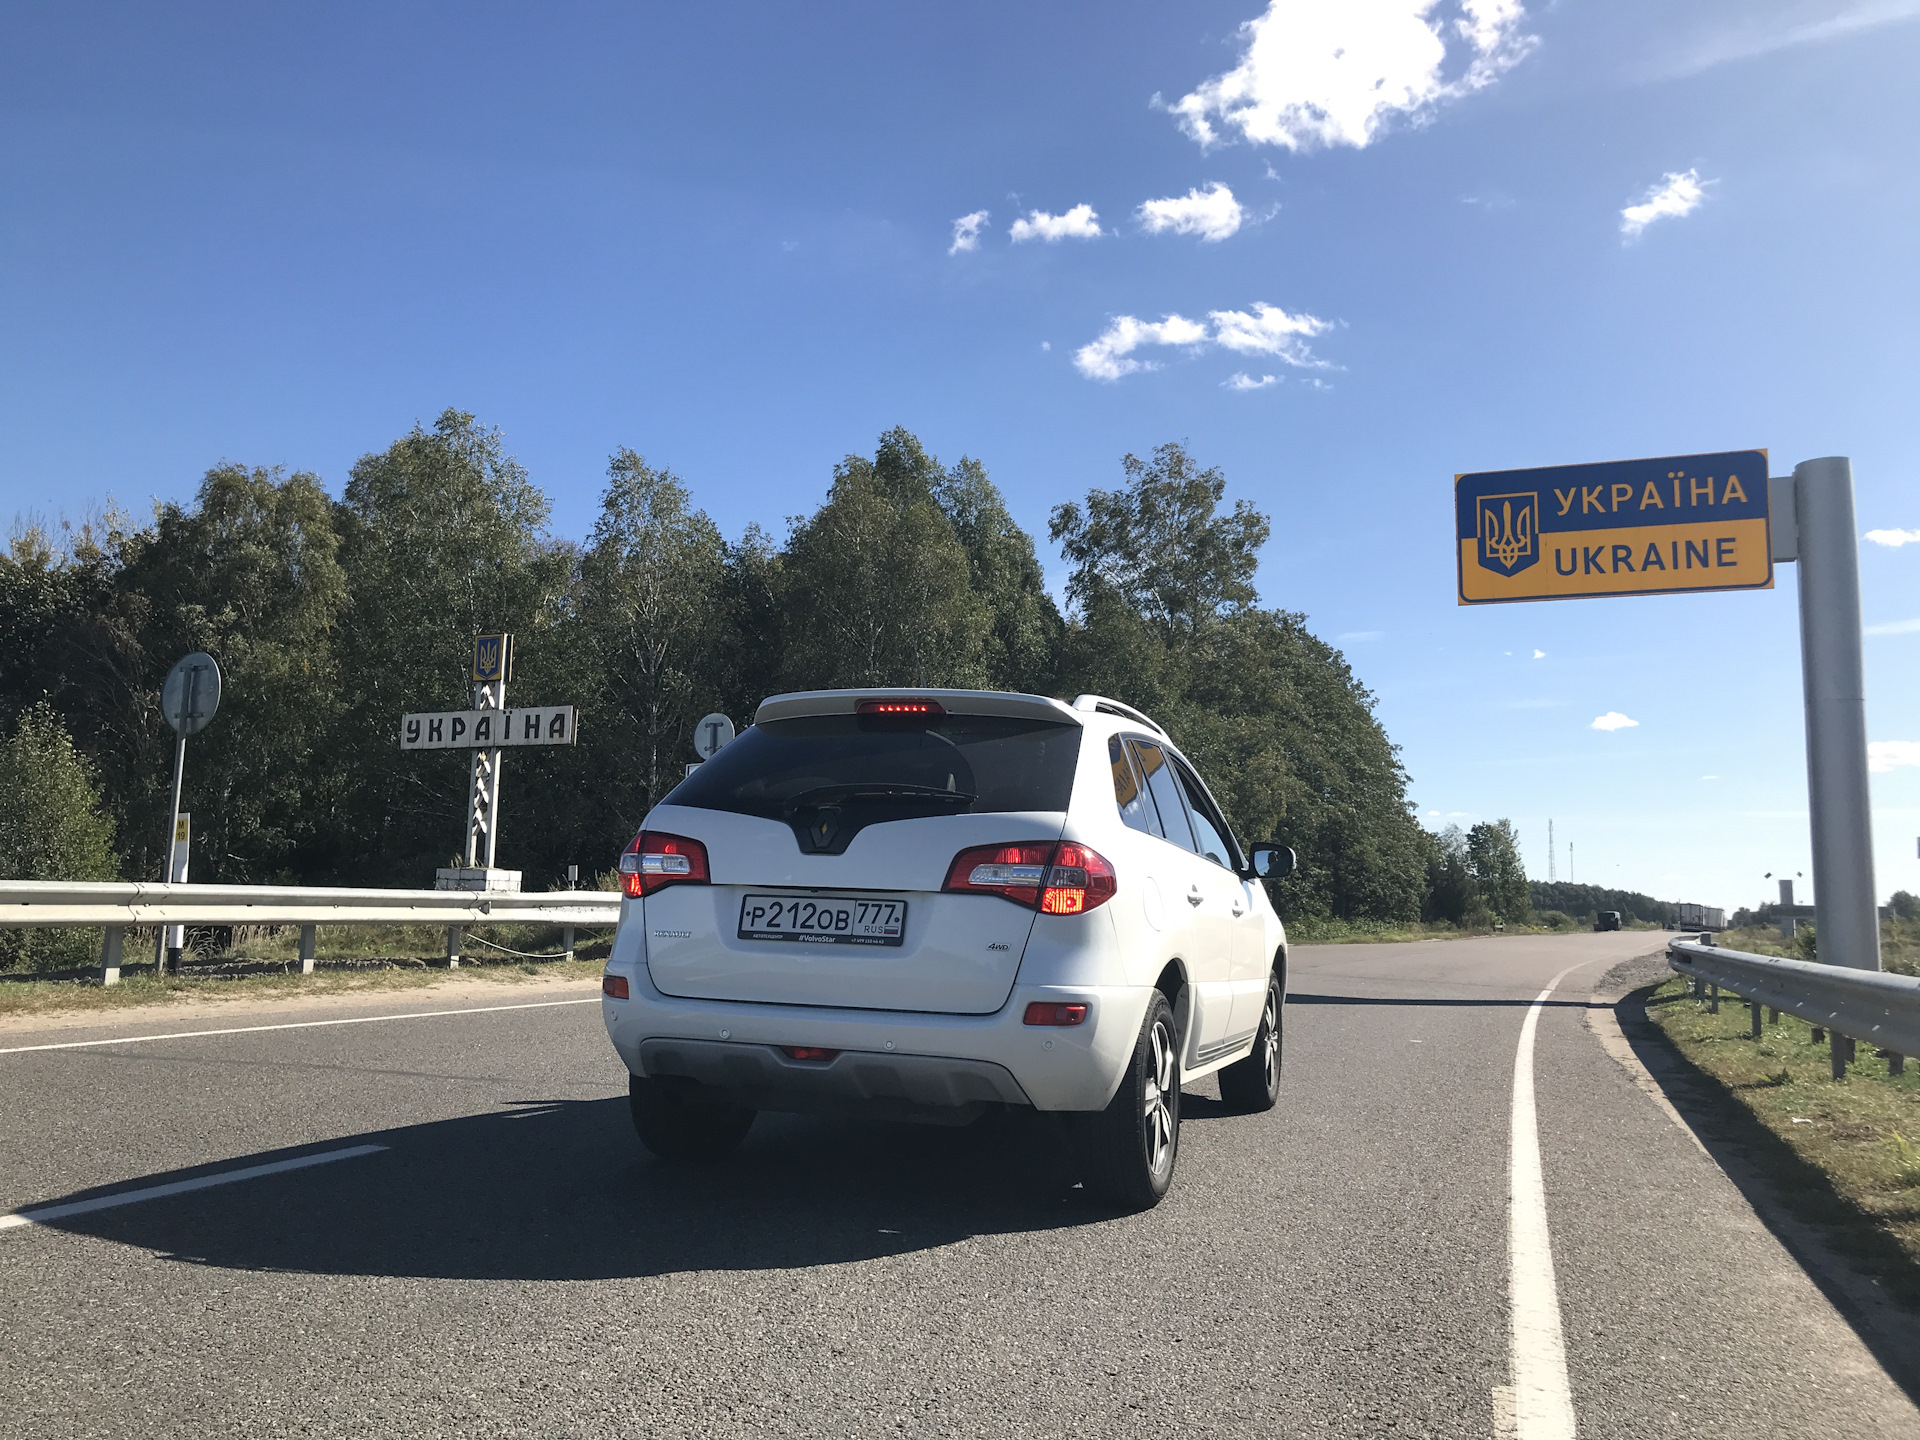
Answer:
0;996;601;1056
0;1145;388;1233
1509;962;1583;1439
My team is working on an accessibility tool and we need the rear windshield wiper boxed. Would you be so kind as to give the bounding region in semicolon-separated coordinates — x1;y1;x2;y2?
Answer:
782;783;977;811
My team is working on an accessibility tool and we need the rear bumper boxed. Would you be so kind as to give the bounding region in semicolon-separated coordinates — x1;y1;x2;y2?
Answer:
637;1038;1028;1125
602;956;1150;1113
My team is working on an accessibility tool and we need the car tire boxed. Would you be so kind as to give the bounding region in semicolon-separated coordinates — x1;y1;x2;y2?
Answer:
1078;991;1181;1211
628;1074;755;1161
1217;970;1282;1112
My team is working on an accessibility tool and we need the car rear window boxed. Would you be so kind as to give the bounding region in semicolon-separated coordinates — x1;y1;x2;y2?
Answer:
665;713;1083;820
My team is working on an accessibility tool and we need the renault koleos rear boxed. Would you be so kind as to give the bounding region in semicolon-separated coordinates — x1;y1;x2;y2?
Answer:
599;688;1293;1209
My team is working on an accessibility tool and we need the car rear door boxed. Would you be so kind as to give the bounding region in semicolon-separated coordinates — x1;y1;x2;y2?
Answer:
1128;738;1236;1064
1167;754;1268;1042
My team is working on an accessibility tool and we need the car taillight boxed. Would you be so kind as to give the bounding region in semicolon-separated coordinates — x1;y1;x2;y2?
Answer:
855;698;945;716
1039;841;1117;915
943;841;1116;913
617;831;710;898
944;842;1053;907
602;974;630;999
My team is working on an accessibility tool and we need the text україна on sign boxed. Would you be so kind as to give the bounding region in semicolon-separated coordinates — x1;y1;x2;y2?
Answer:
1455;449;1771;605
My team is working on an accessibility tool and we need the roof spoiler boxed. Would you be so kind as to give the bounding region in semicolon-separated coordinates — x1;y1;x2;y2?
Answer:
1071;695;1168;737
755;688;1078;726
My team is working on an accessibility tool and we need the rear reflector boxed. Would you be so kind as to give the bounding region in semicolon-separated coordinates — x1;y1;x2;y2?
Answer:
618;831;711;898
1024;1002;1088;1027
944;841;1117;913
778;1046;841;1062
602;974;630;1000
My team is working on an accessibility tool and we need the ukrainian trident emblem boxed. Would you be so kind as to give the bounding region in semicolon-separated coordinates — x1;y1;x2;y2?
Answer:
1476;492;1539;576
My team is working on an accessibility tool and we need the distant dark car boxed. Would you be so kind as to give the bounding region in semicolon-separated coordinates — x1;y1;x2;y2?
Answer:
1594;910;1622;931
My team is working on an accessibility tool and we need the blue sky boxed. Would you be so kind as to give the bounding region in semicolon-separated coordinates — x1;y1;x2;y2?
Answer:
4;1;1918;912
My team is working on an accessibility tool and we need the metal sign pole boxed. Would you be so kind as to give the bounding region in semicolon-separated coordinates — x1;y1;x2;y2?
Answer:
1792;457;1882;971
155;651;221;975
157;730;186;974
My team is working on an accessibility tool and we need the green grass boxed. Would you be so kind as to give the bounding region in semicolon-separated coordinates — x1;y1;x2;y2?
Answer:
1645;974;1920;1298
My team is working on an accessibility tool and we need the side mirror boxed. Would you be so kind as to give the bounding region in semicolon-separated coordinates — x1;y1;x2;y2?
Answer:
1248;843;1296;880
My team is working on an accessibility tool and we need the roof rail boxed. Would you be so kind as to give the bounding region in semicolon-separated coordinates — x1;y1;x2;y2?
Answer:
1071;695;1168;737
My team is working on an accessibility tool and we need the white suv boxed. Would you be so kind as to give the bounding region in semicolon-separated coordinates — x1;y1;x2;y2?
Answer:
599;688;1294;1210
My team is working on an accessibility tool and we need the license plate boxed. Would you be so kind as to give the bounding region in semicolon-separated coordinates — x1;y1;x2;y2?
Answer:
737;894;907;947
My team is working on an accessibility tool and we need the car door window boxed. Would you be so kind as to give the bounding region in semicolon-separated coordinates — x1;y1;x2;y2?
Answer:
1130;739;1195;852
1109;735;1160;837
1172;758;1237;870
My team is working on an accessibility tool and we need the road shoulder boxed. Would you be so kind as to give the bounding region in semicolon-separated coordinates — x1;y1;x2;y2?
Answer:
1588;952;1920;1401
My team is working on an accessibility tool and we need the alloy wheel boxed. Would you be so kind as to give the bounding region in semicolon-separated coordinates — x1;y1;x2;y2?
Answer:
1260;987;1280;1093
1142;1017;1177;1178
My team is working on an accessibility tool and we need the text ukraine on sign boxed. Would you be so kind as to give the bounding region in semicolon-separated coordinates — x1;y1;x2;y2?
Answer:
1455;449;1771;605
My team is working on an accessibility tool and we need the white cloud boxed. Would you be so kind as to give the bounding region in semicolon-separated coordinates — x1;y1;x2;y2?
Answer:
1209;303;1333;365
1869;740;1920;773
1073;301;1333;382
1010;204;1101;243
948;210;989;255
1073;313;1209;381
1138;182;1246;241
1866;617;1920;636
1701;774;1719;780
1591;712;1639;731
1531;648;1545;658
1866;528;1920;547
1224;372;1280;391
1338;630;1385;642
1621;169;1709;238
1164;0;1537;153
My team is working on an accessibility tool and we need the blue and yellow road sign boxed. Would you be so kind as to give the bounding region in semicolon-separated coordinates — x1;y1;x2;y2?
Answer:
1456;450;1771;605
472;633;513;684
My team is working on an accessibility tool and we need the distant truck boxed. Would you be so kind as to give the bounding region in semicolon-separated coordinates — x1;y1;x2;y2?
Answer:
1594;911;1622;931
1675;902;1726;931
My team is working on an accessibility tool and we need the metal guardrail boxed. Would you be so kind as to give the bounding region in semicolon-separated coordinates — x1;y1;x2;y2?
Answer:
0;881;622;985
1667;937;1919;1076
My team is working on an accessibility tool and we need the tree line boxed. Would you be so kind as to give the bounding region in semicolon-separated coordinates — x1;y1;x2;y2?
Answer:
5;410;1473;957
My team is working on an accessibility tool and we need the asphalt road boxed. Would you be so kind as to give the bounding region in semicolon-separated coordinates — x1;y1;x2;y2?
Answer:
2;932;1914;1438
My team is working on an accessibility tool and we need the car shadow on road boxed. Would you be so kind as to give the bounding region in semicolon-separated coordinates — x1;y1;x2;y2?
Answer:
22;1098;1122;1281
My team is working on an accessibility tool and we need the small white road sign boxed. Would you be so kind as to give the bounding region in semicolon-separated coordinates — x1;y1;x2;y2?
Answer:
694;712;737;760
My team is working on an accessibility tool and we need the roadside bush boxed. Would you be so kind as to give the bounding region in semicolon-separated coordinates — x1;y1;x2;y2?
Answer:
0;704;121;970
1459;896;1496;932
1535;909;1576;931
